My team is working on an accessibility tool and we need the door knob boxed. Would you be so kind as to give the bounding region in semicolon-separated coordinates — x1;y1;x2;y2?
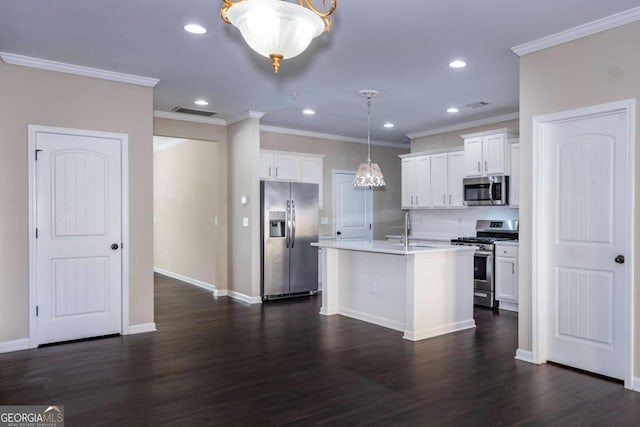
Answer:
336;231;342;236
111;243;120;250
615;255;625;264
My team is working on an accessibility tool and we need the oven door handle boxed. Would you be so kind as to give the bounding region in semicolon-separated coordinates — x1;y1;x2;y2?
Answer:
475;251;494;257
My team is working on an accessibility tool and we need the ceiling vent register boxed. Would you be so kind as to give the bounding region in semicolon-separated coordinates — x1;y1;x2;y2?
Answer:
171;107;217;116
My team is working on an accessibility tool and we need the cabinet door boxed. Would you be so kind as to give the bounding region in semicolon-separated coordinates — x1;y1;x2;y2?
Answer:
431;154;448;208
509;143;520;207
260;153;274;180
401;158;415;208
464;137;483;176
495;256;518;302
446;152;465;207
483;134;506;175
414;156;431;208
273;154;301;181
300;156;323;209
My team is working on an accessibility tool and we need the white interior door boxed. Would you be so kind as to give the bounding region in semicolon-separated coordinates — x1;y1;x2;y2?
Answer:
542;109;630;380
36;130;123;345
333;171;372;240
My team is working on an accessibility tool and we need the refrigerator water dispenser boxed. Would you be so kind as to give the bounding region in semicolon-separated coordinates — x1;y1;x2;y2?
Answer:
269;211;286;237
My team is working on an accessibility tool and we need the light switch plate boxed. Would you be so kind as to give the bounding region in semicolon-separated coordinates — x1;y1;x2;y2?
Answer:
242;217;249;227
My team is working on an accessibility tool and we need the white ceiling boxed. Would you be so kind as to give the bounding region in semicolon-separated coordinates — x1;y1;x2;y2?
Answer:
1;1;638;144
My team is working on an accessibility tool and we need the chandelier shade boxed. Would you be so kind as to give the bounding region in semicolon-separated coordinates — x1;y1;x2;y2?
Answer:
354;90;386;187
222;0;336;73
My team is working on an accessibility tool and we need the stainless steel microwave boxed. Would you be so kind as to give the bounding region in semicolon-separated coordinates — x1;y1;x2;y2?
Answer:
463;176;509;206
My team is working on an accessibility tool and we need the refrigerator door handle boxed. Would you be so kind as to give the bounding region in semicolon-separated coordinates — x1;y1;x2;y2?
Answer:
291;200;296;248
286;200;291;248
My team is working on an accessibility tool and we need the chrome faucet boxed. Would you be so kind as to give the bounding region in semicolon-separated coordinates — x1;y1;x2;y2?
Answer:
401;211;411;250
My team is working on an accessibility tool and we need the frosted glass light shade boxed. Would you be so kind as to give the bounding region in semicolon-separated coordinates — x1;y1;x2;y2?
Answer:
354;161;386;187
226;0;325;63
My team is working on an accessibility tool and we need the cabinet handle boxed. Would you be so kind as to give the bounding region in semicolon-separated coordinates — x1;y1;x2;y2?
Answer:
512;263;515;274
415;195;419;206
268;166;272;177
484;161;488;172
443;195;446;205
449;194;452;205
275;167;279;177
411;195;414;205
477;161;481;172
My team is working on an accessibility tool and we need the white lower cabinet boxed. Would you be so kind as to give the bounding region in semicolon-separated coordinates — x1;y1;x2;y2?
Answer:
495;243;518;312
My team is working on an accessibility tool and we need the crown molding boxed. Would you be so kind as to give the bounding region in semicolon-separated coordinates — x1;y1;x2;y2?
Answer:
153;110;227;126
227;110;265;125
260;125;409;149
0;52;159;87
407;112;520;140
511;6;640;56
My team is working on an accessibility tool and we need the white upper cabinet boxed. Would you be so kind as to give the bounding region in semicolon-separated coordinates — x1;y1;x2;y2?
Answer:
260;150;324;208
447;151;465;207
401;150;463;209
401;156;431;209
260;152;303;181
509;141;520;207
462;129;517;177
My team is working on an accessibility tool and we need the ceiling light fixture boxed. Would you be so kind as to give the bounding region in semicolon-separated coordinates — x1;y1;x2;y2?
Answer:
449;60;466;69
447;107;459;113
302;109;315;115
383;122;394;129
194;99;209;106
184;24;208;34
354;90;385;188
221;0;337;73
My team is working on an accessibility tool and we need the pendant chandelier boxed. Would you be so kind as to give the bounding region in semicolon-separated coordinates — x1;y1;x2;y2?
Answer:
354;90;386;187
221;0;337;73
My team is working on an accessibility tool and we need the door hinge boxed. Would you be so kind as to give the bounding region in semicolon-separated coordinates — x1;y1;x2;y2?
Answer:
35;149;43;161
36;306;39;317
35;228;39;239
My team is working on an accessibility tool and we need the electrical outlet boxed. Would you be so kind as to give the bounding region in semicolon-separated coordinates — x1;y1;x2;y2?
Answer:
242;217;249;227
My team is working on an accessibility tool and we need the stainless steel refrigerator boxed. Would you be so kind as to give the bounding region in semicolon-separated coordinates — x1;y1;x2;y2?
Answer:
261;181;319;300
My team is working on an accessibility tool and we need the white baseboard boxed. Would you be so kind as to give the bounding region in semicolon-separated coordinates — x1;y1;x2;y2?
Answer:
631;377;640;392
226;290;262;305
154;267;217;293
499;301;519;312
404;319;476;341
338;308;405;333
0;338;30;354
320;307;338;316
213;289;228;297
515;348;535;363
127;322;157;335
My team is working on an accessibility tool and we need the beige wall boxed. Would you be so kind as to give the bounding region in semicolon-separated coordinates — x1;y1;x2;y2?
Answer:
0;61;154;341
229;119;261;297
153;118;228;290
154;139;224;287
519;22;640;373
410;119;519;153
261;132;408;239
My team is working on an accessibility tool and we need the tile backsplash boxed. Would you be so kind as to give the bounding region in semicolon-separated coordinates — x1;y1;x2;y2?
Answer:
407;207;519;239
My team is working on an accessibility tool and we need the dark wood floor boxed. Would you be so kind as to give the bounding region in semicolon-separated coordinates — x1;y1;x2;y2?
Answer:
1;274;639;426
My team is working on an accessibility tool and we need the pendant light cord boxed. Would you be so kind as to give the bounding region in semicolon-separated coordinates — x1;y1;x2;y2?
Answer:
366;96;372;164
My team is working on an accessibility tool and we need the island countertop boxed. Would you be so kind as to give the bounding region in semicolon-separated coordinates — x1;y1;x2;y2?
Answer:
311;239;476;255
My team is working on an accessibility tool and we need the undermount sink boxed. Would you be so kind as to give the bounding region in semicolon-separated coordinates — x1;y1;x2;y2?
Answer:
392;242;438;248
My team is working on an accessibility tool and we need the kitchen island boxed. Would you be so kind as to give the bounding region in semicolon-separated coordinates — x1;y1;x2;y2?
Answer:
311;240;476;341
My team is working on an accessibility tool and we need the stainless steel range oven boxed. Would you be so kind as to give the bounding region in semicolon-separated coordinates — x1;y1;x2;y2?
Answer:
451;220;518;308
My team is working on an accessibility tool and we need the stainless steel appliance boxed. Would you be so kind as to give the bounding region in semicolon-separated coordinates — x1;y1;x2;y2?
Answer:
451;220;518;308
463;176;509;206
261;181;319;300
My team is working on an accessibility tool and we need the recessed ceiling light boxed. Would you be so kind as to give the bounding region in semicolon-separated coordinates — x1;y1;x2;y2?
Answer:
447;107;459;113
383;123;395;128
194;99;209;106
184;24;207;34
302;109;315;115
449;60;466;69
